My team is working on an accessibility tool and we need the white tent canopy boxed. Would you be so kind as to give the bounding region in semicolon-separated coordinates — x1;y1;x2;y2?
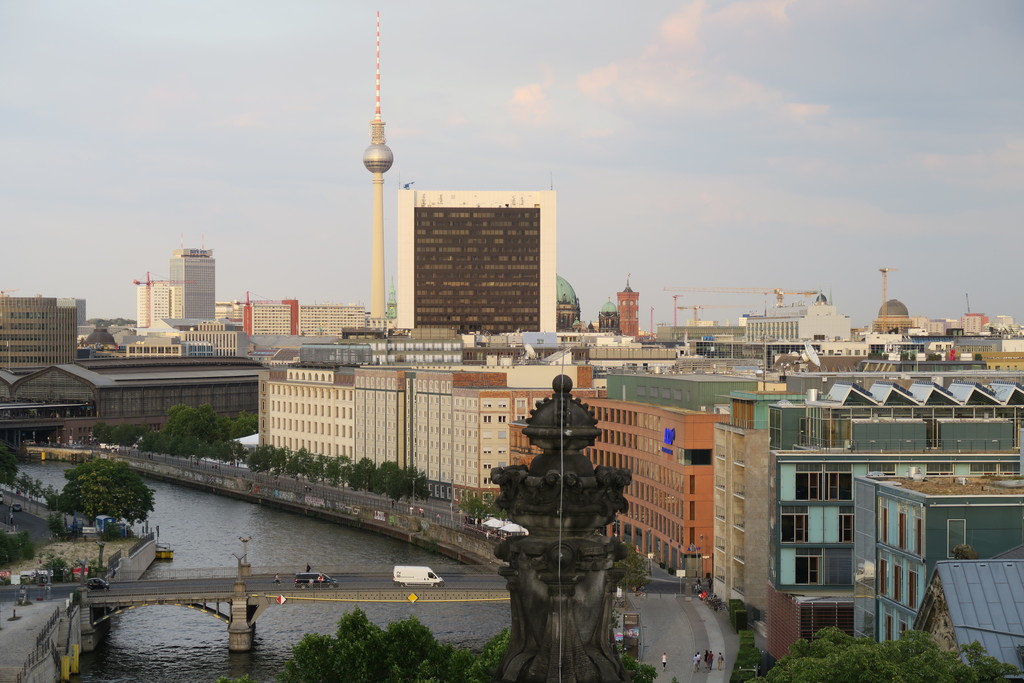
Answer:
233;433;260;449
482;517;505;528
500;522;527;534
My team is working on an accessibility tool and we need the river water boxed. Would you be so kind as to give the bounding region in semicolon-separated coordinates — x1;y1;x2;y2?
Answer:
17;460;509;682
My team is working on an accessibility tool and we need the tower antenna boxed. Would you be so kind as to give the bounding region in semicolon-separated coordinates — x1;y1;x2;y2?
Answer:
363;10;394;321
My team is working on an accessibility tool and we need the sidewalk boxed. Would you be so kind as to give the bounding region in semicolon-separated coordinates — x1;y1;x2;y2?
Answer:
626;569;738;681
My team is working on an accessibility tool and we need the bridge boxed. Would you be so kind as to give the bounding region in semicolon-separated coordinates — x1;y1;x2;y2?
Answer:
80;568;509;651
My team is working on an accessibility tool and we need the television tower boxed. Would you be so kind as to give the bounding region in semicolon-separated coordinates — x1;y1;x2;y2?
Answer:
362;11;393;320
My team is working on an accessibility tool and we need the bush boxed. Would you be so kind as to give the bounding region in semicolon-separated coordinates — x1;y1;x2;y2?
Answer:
731;609;748;631
730;629;760;682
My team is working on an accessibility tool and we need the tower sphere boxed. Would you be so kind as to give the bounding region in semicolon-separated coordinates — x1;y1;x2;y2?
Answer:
363;143;393;174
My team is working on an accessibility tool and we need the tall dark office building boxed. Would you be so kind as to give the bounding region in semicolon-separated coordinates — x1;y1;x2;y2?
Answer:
396;190;556;333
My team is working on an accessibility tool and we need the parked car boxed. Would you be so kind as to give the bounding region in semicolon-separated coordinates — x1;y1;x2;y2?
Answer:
11;503;22;512
87;578;109;590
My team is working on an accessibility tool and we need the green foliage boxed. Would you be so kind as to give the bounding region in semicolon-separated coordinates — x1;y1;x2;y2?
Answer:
349;457;375;491
0;444;17;485
39;552;71;580
731;629;759;681
280;611;519;683
214;677;259;683
621;653;659;683
615;544;651;592
0;531;34;565
60;459;155;524
47;511;70;541
758;627;1019;683
731;608;748;631
458;491;496;522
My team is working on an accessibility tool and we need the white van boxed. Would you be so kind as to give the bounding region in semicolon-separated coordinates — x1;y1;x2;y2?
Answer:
392;565;444;587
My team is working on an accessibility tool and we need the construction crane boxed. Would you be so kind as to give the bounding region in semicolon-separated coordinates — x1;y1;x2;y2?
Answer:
878;267;898;331
132;273;195;328
675;303;749;325
664;287;820;307
0;289;19;296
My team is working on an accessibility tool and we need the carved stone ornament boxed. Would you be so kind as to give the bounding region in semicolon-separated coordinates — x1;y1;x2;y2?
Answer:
490;375;633;683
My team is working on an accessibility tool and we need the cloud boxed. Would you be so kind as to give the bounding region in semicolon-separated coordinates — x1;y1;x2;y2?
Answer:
508;66;556;125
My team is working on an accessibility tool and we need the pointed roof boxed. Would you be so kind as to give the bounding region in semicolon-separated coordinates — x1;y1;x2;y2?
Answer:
908;382;960;405
990;381;1024;406
869;381;919;406
824;382;876;405
947;382;1000;405
919;560;1024;670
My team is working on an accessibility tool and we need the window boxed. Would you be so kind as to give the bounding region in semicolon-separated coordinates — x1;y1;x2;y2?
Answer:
795;472;821;501
795;551;820;584
840;508;854;543
879;559;888;596
880;506;889;544
824;548;852;585
898;512;907;549
908;569;918;608
947;519;966;557
483;415;492;423
825;472;852;500
893;565;903;603
781;506;808;543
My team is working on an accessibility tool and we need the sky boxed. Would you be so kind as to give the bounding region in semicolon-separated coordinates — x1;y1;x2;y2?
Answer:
2;1;1022;329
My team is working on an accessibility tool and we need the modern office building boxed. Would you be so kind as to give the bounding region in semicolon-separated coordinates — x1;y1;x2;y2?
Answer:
744;294;852;341
854;474;1024;643
585;397;725;578
764;379;1024;659
713;389;805;621
0;295;78;368
168;248;216;320
396;189;557;334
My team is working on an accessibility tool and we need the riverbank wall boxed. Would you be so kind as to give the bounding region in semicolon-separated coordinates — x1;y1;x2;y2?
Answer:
119;455;499;567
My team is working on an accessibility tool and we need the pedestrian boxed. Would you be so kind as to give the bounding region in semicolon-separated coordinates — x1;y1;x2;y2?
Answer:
705;649;713;671
274;573;281;585
693;653;701;672
718;652;725;670
661;652;667;670
305;563;311;572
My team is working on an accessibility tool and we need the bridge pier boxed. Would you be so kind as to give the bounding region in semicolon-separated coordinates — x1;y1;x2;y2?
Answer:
227;579;255;652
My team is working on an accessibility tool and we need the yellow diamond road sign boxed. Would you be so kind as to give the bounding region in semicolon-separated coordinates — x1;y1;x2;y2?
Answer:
408;592;419;602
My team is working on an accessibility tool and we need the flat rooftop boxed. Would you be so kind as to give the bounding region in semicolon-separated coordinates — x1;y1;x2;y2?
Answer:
872;476;1024;496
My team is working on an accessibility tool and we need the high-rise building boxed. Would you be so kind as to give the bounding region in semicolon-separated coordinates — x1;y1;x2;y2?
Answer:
168;248;216;320
396;189;557;333
363;12;393;322
0;295;77;367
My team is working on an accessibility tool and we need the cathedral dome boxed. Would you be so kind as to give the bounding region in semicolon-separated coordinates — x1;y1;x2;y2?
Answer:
85;327;116;346
600;299;617;314
878;299;909;317
556;275;578;304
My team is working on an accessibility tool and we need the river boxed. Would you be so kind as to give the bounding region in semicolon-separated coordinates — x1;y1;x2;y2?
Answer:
17;460;509;682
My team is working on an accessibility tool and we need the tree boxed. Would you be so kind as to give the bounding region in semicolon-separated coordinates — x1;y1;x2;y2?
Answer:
60;459;155;524
615;544;651;592
280;609;513;683
164;404;225;444
349;457;375;491
0;444;17;485
758;628;1018;683
459;492;495;522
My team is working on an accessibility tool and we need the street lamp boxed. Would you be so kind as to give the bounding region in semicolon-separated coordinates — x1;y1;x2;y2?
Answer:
96;541;106;573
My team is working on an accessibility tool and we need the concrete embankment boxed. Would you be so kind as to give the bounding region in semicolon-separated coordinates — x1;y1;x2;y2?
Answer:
113;453;498;568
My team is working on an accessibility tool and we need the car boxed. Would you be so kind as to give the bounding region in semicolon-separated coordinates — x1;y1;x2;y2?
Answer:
294;572;337;586
87;578;110;590
11;503;22;512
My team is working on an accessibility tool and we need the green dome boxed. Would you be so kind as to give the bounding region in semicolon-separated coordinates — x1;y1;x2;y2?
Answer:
600;299;617;314
556;275;578;304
